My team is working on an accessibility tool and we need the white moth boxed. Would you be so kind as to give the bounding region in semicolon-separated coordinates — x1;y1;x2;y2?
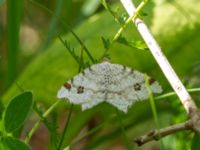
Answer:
57;61;162;113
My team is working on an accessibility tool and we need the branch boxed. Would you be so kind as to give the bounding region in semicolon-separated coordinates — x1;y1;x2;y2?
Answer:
120;0;196;114
120;0;200;133
135;120;192;146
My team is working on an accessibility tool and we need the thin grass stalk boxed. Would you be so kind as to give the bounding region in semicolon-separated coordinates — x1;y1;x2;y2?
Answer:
7;0;23;87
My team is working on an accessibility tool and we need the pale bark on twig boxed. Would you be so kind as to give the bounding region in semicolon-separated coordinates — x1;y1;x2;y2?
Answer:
120;0;196;114
120;0;200;146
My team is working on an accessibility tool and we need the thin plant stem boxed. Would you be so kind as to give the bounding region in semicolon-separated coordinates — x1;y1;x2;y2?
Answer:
7;0;22;87
145;75;164;150
57;36;87;149
57;104;73;150
100;0;122;25
15;82;25;92
71;114;120;146
101;0;149;58
25;100;61;143
58;36;81;66
116;110;132;150
29;0;95;64
155;88;200;100
71;120;106;146
23;2;96;145
43;0;65;49
112;0;149;42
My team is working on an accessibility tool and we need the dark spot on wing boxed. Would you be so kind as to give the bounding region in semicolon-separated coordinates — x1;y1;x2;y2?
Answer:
89;66;92;71
123;65;126;71
149;78;155;85
64;82;71;91
81;70;85;75
101;90;106;94
134;83;141;91
77;86;84;94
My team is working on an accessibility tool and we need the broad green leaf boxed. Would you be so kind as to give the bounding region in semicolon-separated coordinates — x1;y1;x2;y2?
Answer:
3;137;31;150
191;134;200;150
4;91;33;133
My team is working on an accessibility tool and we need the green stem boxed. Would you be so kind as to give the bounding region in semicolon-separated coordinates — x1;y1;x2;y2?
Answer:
101;0;121;25
116;110;132;150
7;0;23;87
145;74;164;150
155;88;200;100
112;0;149;42
25;100;61;143
58;36;81;66
43;0;65;49
71;114;118;146
70;31;95;64
102;0;149;58
30;0;95;64
57;40;85;149
57;105;73;150
71;120;105;146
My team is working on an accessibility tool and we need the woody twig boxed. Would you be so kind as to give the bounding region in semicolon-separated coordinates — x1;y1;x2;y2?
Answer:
135;120;192;145
120;0;200;146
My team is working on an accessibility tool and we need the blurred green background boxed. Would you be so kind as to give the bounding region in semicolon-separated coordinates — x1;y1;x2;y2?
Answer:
0;0;200;149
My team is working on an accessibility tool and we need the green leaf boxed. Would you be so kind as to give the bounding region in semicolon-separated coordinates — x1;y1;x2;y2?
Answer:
116;35;148;50
191;134;200;150
3;137;31;150
101;37;111;49
101;0;127;25
4;91;33;133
